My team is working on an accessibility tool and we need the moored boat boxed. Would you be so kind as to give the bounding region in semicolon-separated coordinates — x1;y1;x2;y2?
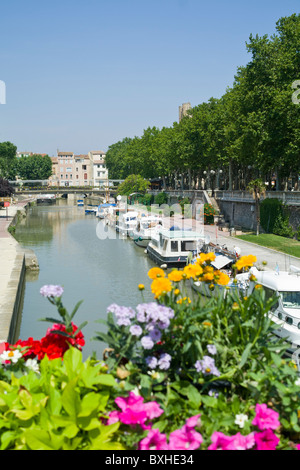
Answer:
131;215;163;248
147;227;205;268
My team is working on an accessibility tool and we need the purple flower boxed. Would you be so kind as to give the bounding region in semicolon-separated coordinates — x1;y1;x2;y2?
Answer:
146;356;158;369
141;336;154;350
130;325;143;336
195;356;220;377
158;353;171;370
149;327;162;342
40;285;64;298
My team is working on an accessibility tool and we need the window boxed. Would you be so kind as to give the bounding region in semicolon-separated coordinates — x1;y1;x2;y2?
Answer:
263;287;280;311
171;241;178;252
280;291;300;309
82;165;87;170
181;241;195;252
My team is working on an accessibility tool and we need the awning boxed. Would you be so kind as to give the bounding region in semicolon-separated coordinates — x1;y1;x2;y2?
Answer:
211;254;234;270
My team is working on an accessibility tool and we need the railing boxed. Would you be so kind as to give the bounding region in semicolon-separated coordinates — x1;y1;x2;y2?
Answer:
215;190;300;206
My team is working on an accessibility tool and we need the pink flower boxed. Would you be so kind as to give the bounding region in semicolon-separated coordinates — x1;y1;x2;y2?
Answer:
118;408;148;428
115;392;144;411
107;410;120;425
208;431;255;450
112;392;164;429
139;429;169;450
252;404;280;431
185;414;201;429
168;425;203;450
254;429;280;450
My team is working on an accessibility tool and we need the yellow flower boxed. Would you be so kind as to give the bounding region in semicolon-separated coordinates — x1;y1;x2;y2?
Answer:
235;255;257;271
148;267;166;279
202;321;212;327
214;271;230;286
151;277;172;298
177;296;191;304
203;272;214;282
196;252;216;265
174;288;180;296
138;284;145;290
183;263;203;279
168;270;184;282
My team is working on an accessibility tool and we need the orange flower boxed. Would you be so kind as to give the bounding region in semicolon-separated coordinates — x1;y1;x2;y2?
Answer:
151;277;172;298
214;271;230;286
235;255;257;271
183;263;203;279
148;267;166;279
196;252;216;265
168;270;184;282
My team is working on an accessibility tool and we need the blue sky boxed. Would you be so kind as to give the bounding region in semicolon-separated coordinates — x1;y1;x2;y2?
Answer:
0;0;299;155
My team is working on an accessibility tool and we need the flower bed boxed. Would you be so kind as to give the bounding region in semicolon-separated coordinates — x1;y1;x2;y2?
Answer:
0;253;300;450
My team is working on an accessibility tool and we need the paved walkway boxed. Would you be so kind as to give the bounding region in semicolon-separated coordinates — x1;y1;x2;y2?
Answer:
0;198;33;342
134;205;300;272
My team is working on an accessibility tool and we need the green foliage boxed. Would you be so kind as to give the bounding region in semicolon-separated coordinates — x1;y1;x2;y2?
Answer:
0;348;124;450
260;198;294;238
154;192;168;205
17;154;53;180
0;142;18;179
117;174;150;196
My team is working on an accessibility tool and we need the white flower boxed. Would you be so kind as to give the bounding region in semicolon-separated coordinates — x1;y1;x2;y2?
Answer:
235;413;248;429
0;349;23;364
24;358;40;374
295;378;300;386
147;370;161;380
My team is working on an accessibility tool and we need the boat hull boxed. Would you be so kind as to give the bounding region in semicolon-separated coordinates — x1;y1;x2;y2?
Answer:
147;243;188;268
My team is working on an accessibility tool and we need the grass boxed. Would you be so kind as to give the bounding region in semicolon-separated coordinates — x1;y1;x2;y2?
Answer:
235;233;300;258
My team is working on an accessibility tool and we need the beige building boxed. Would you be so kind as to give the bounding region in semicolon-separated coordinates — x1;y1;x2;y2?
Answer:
49;149;108;187
88;151;109;188
179;102;192;122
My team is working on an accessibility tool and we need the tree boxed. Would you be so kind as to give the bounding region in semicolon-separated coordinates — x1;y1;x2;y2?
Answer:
247;179;266;236
17;154;52;180
0;178;14;197
0;142;18;179
117;174;150;196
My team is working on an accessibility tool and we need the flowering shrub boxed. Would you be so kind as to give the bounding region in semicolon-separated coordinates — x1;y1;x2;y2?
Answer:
1;259;300;450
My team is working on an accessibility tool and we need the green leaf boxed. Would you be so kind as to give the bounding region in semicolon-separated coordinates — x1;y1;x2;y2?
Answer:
238;343;252;368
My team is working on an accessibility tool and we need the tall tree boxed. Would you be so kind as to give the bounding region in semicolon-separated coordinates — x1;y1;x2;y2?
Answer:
0;142;18;179
17;154;52;180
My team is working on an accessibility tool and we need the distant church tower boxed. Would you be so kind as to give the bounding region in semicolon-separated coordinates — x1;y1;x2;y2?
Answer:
179;102;191;122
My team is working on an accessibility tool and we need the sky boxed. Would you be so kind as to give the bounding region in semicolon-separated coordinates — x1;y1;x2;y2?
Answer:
0;0;299;156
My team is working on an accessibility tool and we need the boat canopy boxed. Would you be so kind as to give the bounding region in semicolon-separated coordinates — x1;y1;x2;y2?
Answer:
251;267;300;292
211;254;234;270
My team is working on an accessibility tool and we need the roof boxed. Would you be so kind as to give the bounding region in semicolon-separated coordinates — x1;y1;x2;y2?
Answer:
57;152;74;156
90;150;106;155
252;268;300;292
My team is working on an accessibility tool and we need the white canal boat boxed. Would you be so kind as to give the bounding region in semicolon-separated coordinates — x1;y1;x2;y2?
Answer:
115;210;139;236
131;215;163;248
147;227;205;268
246;266;300;357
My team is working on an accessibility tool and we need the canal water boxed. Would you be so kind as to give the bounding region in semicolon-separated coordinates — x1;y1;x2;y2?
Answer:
14;199;156;359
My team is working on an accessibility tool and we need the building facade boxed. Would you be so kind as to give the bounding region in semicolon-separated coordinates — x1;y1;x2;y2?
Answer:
88;151;109;188
49;150;108;187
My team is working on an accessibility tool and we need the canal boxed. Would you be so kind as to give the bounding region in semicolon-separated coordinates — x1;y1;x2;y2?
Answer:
14;199;156;359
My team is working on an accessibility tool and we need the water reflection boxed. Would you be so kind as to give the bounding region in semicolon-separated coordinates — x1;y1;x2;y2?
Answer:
15;199;156;359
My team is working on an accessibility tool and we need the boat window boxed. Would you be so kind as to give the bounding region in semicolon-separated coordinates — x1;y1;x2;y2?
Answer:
263;287;279;311
280;292;300;309
181;241;195;252
171;241;178;252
